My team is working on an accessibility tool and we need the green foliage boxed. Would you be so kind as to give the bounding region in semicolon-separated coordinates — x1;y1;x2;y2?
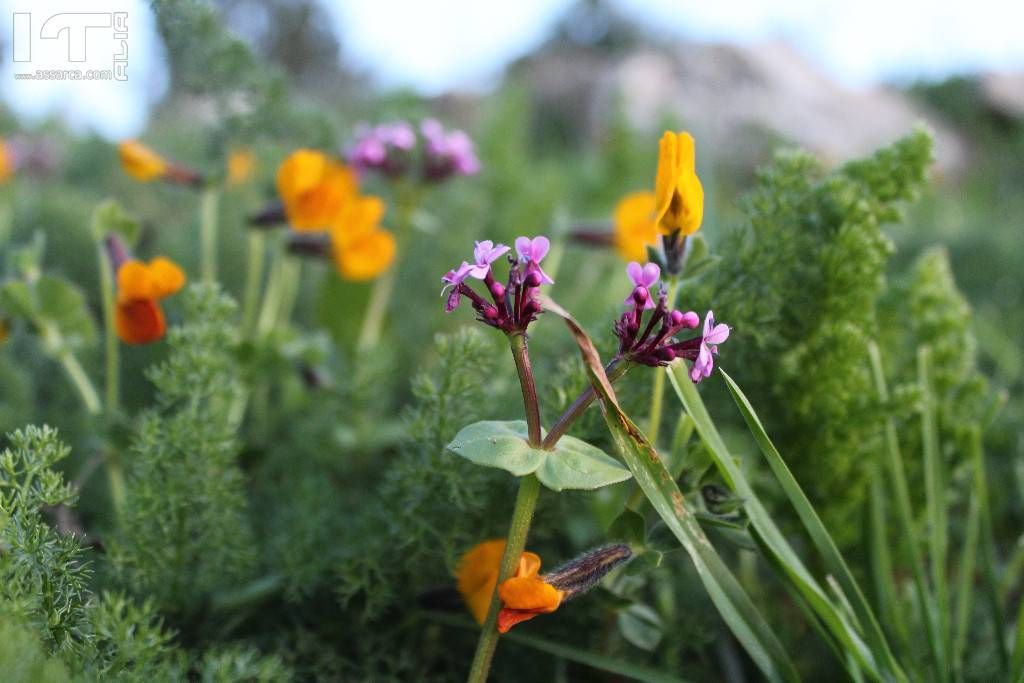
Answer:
0;611;74;683
696;130;934;544
0;426;91;654
446;419;631;491
110;286;257;616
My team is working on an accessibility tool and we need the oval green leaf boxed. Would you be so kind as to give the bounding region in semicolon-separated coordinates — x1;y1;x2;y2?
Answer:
445;420;631;491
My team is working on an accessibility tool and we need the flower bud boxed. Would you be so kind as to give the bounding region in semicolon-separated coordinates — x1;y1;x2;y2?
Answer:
524;270;543;288
632;286;649;305
490;281;505;299
543;544;632;600
680;311;700;328
483;306;499;320
657;347;676;362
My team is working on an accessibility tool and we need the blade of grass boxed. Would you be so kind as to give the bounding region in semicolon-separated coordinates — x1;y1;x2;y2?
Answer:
953;477;980;682
868;342;945;681
968;425;1010;676
719;369;906;682
869;467;910;655
919;348;951;672
669;365;887;682
541;297;799;682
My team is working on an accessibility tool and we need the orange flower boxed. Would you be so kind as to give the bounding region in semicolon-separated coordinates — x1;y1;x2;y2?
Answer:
496;552;563;633
115;257;186;345
276;149;358;231
227;148;256;186
653;131;704;236
0;138;13;183
329;195;396;281
118;140;168;182
455;540;562;631
613;191;658;262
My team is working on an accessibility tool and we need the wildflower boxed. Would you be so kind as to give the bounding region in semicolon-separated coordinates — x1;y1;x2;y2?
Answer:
456;541;631;632
623;261;661;310
468;240;510;278
329;195;396;281
514;235;554;285
107;236;186;345
689;311;730;383
227;148;256;186
118;140;203;187
613;191;658;262
0;138;14;183
346;121;417;177
276;149;358;231
420;118;481;181
611;262;729;379
441;235;551;333
654;131;704;236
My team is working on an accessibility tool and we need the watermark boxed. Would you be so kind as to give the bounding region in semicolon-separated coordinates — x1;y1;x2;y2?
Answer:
11;11;127;81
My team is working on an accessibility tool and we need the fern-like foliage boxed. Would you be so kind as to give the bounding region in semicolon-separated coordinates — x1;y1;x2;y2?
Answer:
110;285;257;617
0;425;91;654
695;130;934;545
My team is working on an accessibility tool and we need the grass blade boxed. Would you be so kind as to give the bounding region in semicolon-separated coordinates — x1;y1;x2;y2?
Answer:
869;468;910;655
668;365;887;682
719;369;905;682
953;478;981;681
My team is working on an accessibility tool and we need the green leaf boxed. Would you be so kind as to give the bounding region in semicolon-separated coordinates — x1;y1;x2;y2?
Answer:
608;508;646;546
445;420;631;491
90;199;140;246
618;604;663;651
719;369;906;682
35;275;96;348
669;364;890;682
539;295;798;682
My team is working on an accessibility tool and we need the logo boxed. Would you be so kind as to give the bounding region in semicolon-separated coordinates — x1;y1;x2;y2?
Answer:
11;11;127;81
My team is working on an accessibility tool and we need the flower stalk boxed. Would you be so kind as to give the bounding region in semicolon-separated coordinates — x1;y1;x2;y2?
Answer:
96;243;119;415
646;277;679;442
199;187;220;285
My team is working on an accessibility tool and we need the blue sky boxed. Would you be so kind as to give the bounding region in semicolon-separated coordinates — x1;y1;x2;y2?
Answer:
3;0;1024;138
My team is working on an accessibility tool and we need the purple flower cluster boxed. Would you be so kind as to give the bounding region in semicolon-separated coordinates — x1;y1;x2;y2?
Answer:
614;261;730;381
345;119;480;183
441;236;552;334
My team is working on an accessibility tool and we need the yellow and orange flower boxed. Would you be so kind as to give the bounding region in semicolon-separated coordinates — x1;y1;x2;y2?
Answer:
118;140;168;182
0;138;14;183
329;195;396;281
227;148;256;186
115;257;186;344
276;149;358;231
653;131;704;236
456;539;563;631
613;191;658;262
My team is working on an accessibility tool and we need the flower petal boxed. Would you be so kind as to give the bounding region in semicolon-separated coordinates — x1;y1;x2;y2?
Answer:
641;262;661;286
626;261;643;285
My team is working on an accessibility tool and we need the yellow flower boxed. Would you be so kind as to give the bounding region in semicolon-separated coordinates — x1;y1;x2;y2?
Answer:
613;191;658;261
227;148;256;186
276;149;358;232
115;257;186;345
653;131;704;236
0;138;13;183
329;195;396;281
118;140;168;182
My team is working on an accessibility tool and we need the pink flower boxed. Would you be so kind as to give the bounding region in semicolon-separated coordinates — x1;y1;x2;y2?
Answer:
441;261;475;312
422;119;481;180
624;261;660;309
514;236;554;284
468;240;510;278
690;311;730;382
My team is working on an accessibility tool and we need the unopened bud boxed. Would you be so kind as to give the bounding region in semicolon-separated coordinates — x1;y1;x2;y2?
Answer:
483;306;499;320
658;347;676;362
524;271;543;288
680;311;700;328
632;286;649;305
490;281;505;298
543;544;632;600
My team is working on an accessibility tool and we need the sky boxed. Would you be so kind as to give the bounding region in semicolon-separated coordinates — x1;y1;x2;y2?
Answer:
2;0;1024;138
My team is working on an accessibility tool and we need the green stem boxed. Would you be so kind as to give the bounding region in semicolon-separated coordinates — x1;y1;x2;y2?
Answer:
355;267;395;352
241;232;266;337
274;255;302;329
97;245;119;416
199;188;220;285
646;278;679;443
57;347;101;416
466;473;542;683
256;239;284;337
